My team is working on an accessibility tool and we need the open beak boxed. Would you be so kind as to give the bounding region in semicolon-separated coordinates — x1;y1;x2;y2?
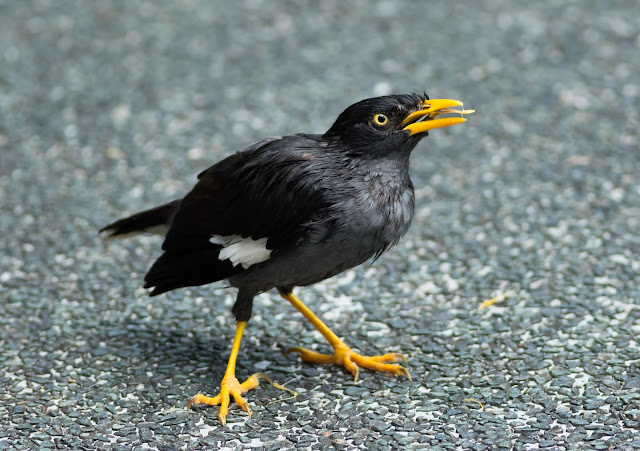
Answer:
402;99;475;136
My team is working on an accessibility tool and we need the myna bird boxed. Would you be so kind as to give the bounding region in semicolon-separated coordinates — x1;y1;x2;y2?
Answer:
100;93;474;424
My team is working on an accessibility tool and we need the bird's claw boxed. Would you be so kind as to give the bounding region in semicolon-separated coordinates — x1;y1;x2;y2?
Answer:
285;343;411;383
187;372;270;425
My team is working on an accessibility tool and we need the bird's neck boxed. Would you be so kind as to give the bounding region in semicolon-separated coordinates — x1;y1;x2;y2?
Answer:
349;152;412;184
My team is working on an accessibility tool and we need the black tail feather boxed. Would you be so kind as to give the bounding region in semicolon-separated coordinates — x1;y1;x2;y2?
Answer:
100;200;181;240
143;246;240;296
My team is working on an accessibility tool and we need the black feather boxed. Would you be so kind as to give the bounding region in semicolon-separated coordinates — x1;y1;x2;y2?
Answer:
99;200;180;239
162;135;332;254
143;245;239;296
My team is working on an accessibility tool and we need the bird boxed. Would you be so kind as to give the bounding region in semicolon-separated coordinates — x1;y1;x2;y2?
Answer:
100;93;474;425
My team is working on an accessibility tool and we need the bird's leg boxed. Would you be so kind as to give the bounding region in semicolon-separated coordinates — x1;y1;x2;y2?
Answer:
279;290;411;382
187;321;270;425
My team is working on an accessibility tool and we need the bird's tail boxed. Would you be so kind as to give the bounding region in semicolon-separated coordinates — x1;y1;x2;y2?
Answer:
99;200;181;240
143;247;238;296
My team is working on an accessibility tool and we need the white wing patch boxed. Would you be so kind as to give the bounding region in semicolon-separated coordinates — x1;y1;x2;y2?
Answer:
210;234;272;269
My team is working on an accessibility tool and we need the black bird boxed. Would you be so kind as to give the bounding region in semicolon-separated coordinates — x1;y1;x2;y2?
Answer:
100;93;473;424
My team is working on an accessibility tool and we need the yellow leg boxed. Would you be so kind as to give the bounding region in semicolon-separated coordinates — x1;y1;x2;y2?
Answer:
279;290;411;382
187;321;269;425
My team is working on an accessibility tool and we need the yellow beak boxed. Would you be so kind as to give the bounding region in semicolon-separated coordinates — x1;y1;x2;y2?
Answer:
402;99;475;135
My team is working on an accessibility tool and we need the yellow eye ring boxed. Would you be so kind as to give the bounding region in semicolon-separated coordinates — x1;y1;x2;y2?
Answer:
373;113;388;126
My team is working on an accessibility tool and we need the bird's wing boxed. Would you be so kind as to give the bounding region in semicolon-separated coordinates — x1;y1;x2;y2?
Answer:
162;135;331;262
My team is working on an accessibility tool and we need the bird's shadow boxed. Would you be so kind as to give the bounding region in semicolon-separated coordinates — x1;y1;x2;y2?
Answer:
73;291;417;416
89;314;299;401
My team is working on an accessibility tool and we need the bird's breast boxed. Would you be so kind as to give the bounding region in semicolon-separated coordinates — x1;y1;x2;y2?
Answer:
356;170;415;249
381;186;415;242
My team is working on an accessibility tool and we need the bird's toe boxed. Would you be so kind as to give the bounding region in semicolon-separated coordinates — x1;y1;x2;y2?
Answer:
187;372;268;425
286;341;410;382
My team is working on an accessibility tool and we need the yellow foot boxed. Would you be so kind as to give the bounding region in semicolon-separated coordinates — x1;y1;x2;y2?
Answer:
187;372;270;425
285;343;411;383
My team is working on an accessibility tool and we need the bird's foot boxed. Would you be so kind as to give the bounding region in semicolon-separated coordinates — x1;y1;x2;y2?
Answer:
187;372;270;425
285;342;411;383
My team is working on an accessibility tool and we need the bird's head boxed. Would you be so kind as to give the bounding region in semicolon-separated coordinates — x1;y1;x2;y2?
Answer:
323;93;474;157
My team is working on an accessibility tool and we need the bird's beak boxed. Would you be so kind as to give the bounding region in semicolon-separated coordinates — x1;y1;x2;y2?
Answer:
402;99;475;136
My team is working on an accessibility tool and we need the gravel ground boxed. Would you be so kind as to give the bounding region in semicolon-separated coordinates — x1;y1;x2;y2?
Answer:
1;1;639;449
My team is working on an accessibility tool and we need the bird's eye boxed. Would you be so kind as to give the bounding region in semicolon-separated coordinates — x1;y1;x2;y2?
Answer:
373;113;388;126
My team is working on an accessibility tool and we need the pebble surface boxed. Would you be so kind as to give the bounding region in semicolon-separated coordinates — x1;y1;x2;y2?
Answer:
1;1;639;449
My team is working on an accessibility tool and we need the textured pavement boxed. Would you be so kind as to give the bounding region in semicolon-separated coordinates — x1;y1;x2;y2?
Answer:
1;1;640;449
